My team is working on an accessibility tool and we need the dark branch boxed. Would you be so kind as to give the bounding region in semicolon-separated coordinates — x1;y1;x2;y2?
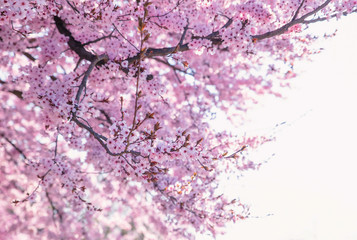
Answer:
253;0;332;41
127;44;190;64
1;134;27;160
54;133;59;157
22;51;36;61
71;116;122;156
82;29;115;46
9;90;23;99
113;24;139;51
148;0;184;19
153;57;194;76
205;17;233;40
66;0;80;13
126;17;233;63
1;80;24;99
179;22;189;46
128;1;334;57
46;190;63;223
302;7;357;24
74;54;108;105
291;0;306;22
99;109;113;125
54;16;96;62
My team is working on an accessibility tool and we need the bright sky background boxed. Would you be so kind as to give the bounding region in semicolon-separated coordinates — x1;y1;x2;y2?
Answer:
204;13;357;240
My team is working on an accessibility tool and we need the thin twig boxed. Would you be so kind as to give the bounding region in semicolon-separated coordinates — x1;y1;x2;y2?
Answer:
13;169;51;205
72;116;123;156
22;51;36;61
291;0;306;21
302;7;357;24
74;54;108;105
173;68;182;83
76;116;107;140
153;57;194;76
113;24;139;51
253;0;332;41
82;29;115;46
99;109;113;125
148;0;183;18
66;0;80;13
2;135;27;159
54;133;59;157
179;21;189;46
46;190;63;224
225;145;247;159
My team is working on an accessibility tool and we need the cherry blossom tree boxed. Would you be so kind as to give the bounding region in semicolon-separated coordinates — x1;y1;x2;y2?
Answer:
0;0;356;239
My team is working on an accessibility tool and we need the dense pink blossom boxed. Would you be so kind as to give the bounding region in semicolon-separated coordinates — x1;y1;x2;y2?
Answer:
0;0;356;239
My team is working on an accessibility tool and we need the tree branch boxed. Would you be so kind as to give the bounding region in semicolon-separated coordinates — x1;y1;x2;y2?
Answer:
46;190;63;224
148;0;184;19
22;51;36;61
99;109;113;125
66;0;80;14
71;116;122;156
179;22;189;46
253;0;332;41
53;1;342;162
1;134;27;160
126;44;190;64
74;54;108;105
204;17;233;40
153;57;193;76
291;0;306;22
113;24;139;51
82;29;115;46
302;7;357;24
54;16;97;62
127;1;334;58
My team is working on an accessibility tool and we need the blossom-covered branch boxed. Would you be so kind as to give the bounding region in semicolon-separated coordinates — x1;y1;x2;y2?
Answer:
1;0;356;239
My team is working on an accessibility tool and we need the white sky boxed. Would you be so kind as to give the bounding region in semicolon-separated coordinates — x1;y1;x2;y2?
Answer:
206;13;357;240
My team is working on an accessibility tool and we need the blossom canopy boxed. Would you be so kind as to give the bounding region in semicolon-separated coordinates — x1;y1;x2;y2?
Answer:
0;0;356;239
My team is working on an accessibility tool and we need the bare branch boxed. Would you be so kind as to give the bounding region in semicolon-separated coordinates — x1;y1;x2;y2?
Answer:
127;44;189;64
148;0;184;18
54;133;59;157
66;0;80;13
296;0;333;22
113;24;139;51
76;116;107;140
173;68;182;83
74;54;108;105
225;145;247;159
82;29;115;46
9;90;23;99
71;116;122;156
291;0;306;22
253;0;332;41
46;190;63;224
152;57;194;76
302;8;357;24
179;21;189;46
204;17;233;40
99;109;113;125
54;16;97;62
22;51;36;61
1;134;27;160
